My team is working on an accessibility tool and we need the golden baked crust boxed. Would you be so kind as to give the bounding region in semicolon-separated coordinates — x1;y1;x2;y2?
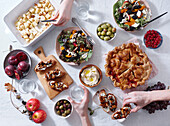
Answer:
105;43;152;90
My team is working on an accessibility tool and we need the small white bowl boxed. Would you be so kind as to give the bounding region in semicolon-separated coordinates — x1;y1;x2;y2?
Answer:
54;98;73;119
96;22;117;42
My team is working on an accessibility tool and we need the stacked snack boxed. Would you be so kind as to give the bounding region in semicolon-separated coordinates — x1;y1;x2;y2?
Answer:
15;0;55;43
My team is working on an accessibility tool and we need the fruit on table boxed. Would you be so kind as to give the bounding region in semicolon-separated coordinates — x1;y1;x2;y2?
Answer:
17;61;29;72
55;99;72;117
8;56;18;65
16;51;28;61
97;22;116;41
14;69;23;80
144;30;162;48
26;98;40;112
5;65;15;76
32;110;47;123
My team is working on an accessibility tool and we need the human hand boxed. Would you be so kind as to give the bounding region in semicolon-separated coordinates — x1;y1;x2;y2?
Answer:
123;91;152;113
68;85;89;117
51;0;74;26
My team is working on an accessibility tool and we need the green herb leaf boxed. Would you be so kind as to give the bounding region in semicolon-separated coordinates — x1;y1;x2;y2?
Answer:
90;110;94;116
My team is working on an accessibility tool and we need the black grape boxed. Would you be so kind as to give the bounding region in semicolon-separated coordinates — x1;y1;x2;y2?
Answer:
142;82;170;114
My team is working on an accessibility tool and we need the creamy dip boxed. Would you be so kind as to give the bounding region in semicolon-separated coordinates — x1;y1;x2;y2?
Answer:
81;66;100;86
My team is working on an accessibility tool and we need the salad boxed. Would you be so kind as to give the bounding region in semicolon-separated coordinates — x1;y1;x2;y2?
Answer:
58;30;93;65
113;0;151;31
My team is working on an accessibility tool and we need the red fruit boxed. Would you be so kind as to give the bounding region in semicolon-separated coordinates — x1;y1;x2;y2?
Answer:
16;51;28;61
17;61;29;72
5;65;15;76
26;98;40;112
32;110;47;123
14;69;23;80
8;56;18;65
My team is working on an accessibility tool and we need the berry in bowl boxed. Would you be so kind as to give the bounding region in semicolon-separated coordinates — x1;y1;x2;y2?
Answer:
144;30;163;49
54;99;73;118
97;22;116;42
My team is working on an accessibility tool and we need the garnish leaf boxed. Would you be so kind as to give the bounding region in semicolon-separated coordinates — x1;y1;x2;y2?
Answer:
4;83;16;92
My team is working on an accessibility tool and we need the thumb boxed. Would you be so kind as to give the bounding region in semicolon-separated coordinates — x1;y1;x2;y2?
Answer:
51;11;59;20
131;106;141;113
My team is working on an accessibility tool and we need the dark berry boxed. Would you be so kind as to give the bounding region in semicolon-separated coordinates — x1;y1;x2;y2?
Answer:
22;101;27;105
132;15;138;20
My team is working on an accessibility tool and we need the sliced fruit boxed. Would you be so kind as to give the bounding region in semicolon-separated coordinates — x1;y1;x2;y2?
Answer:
14;69;23;80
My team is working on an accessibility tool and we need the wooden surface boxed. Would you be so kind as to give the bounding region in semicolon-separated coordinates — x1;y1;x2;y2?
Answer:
34;46;73;100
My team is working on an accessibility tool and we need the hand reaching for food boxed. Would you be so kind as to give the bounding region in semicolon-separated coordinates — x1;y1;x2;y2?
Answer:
68;85;91;126
51;0;74;26
123;91;152;113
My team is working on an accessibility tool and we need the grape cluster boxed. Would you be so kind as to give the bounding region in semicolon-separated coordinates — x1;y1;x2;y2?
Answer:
142;82;170;114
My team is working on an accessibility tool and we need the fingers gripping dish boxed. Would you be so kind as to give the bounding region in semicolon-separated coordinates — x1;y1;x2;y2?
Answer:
105;43;152;90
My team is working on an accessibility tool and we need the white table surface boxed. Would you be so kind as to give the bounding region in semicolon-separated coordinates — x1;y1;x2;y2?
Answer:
1;0;170;126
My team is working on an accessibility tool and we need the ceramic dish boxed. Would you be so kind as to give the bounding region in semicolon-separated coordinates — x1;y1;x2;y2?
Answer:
3;49;32;80
56;27;93;65
113;0;152;32
144;30;163;49
79;64;102;88
54;99;73;119
4;0;59;47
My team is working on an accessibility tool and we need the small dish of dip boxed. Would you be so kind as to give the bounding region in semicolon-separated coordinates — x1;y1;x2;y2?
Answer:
79;64;102;87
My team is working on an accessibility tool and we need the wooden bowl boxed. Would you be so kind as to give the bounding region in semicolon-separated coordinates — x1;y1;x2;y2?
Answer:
113;0;152;33
56;27;93;65
79;64;102;88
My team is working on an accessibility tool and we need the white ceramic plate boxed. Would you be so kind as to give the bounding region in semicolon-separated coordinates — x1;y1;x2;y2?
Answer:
4;0;59;47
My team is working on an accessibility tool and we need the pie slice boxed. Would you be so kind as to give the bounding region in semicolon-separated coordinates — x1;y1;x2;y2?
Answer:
45;69;65;80
105;43;152;90
49;81;69;92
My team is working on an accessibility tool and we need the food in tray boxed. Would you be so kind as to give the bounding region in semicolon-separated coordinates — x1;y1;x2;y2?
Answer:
80;66;100;87
97;22;116;41
58;30;93;65
35;59;56;72
144;30;163;49
99;89;117;113
105;43;152;90
111;104;131;120
113;0;151;31
4;51;30;80
15;0;55;43
49;81;69;91
54;99;72;118
45;69;65;80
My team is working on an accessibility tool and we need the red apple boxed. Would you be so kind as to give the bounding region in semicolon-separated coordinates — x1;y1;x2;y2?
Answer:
5;65;15;76
8;56;18;65
17;61;29;72
32;110;47;123
26;98;40;112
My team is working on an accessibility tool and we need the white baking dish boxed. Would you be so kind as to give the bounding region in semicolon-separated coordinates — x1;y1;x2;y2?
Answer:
4;0;59;47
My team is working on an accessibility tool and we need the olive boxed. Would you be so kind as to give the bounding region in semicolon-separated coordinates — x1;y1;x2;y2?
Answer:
66;103;69;106
103;29;107;32
104;36;110;41
97;32;101;36
106;23;111;27
59;105;64;109
101;24;108;29
66;110;71;114
101;31;106;36
56;106;59;110
64;110;67;114
63;104;66;108
60;101;63;104
100;36;104;40
57;102;60;106
61;110;64;113
97;27;102;32
110;34;115;38
106;31;112;36
112;28;116;33
67;104;71;108
57;110;61;115
62;113;67;117
108;27;112;32
64;100;67;104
